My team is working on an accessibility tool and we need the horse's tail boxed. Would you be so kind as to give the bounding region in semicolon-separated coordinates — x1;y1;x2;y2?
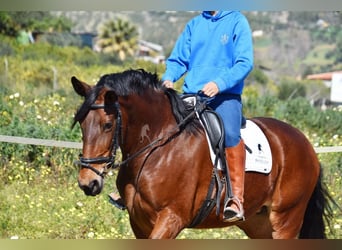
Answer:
299;164;336;239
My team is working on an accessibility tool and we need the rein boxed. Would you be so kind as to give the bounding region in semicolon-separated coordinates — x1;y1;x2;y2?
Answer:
77;99;199;178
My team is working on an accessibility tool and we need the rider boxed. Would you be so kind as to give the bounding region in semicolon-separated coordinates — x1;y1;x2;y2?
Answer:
110;11;253;222
162;11;253;222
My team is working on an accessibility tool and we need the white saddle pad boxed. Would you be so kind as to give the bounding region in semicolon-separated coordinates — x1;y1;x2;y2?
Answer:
206;120;272;174
241;120;272;174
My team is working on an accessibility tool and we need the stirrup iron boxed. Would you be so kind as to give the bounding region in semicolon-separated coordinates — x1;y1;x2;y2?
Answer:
223;197;245;222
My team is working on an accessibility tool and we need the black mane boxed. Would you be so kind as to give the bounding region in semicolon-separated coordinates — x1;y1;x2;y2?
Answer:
103;69;162;95
73;69;201;134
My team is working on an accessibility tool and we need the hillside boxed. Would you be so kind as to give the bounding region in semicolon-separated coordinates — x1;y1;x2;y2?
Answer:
52;11;341;79
52;11;198;50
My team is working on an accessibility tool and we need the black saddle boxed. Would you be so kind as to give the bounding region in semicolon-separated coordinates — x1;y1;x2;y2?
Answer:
182;94;245;162
182;94;224;157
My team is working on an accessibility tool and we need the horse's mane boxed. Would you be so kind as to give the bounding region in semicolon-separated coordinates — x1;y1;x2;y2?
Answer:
73;69;201;134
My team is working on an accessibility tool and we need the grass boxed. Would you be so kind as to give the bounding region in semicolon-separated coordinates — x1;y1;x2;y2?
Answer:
0;165;135;239
0;157;249;239
302;44;336;66
0;162;249;239
0;153;341;239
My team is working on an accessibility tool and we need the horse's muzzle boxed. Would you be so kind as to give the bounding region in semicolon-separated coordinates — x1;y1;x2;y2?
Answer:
78;178;103;196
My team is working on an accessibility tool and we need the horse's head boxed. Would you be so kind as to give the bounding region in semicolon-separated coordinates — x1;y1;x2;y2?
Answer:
72;69;201;197
71;76;119;196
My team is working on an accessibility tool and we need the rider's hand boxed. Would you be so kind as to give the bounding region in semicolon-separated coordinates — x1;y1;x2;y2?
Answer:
202;81;219;97
163;80;174;89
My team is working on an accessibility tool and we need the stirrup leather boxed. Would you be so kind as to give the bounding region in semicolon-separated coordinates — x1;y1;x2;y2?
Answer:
223;197;245;222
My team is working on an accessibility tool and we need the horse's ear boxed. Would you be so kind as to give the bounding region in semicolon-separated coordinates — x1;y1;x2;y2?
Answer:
71;76;91;97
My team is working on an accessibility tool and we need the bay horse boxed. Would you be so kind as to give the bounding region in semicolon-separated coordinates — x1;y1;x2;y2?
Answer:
71;69;333;239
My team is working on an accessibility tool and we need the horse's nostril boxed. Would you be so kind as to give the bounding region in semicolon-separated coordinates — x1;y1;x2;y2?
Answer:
89;179;99;191
79;179;101;196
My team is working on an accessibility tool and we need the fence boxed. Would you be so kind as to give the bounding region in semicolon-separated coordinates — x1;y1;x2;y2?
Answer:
0;134;341;153
0;135;81;149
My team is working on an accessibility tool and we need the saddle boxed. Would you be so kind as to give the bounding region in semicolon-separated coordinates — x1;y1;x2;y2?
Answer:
182;94;224;161
183;94;245;171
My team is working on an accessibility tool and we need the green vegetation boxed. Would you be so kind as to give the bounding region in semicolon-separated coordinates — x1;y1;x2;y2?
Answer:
0;11;341;239
0;12;72;38
96;18;139;61
302;44;336;66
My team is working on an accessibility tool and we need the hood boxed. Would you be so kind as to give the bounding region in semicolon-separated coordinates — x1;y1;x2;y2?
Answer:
202;11;234;21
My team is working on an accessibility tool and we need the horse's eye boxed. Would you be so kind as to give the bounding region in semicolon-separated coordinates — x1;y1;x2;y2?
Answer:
103;122;113;131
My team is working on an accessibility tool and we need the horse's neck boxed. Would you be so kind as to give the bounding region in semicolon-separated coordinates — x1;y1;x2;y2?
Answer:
119;94;176;153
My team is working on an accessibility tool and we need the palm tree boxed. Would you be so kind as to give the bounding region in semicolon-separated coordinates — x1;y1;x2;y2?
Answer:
96;18;138;61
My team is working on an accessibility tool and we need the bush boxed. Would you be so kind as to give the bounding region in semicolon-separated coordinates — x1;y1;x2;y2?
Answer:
0;35;15;56
278;78;306;100
39;32;82;47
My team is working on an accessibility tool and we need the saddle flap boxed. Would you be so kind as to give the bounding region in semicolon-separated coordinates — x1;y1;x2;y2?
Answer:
199;110;224;151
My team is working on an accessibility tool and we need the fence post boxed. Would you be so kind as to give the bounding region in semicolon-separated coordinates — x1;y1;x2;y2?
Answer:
51;66;58;91
4;57;8;79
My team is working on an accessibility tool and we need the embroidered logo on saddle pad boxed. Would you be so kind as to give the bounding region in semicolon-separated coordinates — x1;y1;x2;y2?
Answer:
241;120;272;174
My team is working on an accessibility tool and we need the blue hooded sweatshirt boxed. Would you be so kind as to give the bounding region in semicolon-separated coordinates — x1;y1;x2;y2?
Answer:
162;11;254;95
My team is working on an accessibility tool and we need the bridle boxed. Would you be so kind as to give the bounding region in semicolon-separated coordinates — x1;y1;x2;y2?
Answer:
77;102;122;178
76;94;203;179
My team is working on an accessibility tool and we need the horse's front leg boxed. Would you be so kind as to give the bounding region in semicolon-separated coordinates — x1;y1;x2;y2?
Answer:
148;208;186;239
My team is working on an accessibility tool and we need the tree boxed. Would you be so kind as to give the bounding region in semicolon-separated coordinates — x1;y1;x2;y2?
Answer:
0;11;72;37
96;18;138;61
0;12;17;36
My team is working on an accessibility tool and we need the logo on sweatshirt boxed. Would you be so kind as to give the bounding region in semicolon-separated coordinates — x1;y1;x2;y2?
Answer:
220;34;229;45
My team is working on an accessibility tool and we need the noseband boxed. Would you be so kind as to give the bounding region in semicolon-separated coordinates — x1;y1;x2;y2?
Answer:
77;102;122;178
